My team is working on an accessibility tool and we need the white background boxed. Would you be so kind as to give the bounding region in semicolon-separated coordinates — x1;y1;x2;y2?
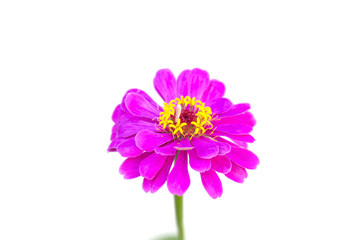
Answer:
1;1;359;239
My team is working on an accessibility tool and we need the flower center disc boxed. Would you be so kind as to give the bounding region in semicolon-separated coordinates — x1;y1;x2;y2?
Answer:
158;96;213;138
179;109;196;124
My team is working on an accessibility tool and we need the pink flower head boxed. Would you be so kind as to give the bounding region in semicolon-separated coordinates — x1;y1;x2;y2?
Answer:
108;69;258;199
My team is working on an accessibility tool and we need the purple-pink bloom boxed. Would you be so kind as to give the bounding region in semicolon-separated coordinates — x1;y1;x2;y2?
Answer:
108;68;259;199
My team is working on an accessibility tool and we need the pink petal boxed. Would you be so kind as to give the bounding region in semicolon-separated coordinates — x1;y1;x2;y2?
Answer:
167;151;190;196
176;70;191;97
226;147;259;169
207;98;233;114
117;137;143;158
107;137;126;152
143;156;173;193
211;155;232;174
225;162;248;183
215;111;256;127
213;140;231;155
176;68;210;99
191;137;219;159
214;124;253;135
111;104;127;122
121;88;161;112
232;141;248;148
119;153;150;179
188;149;211;172
117;118;155;138
174;138;194;151
201;169;223;199
154;69;177;102
216;137;249;149
215;137;238;147
139;152;167;180
111;113;141;139
135;130;173;152
154;141;178;156
201;80;225;103
213;133;255;143
125;92;160;119
110;123;118;140
155;139;195;155
219;103;250;118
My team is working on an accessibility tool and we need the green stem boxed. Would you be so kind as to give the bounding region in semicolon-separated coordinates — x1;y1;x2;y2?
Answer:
173;151;184;240
174;195;184;240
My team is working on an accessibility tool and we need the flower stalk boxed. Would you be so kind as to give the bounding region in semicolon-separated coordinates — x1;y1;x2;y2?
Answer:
173;150;184;240
174;195;184;240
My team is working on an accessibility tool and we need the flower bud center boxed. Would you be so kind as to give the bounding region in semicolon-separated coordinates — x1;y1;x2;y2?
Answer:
179;109;196;125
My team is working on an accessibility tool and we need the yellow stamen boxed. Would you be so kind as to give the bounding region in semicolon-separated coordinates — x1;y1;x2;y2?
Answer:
158;96;213;138
169;119;187;136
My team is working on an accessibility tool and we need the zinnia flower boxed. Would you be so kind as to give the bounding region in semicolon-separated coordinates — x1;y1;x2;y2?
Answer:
108;68;259;199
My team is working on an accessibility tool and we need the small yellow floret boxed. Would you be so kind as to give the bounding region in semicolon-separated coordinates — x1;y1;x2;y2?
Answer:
169;119;187;136
191;117;206;135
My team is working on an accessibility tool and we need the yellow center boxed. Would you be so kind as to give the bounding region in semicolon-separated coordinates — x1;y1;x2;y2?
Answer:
158;96;214;139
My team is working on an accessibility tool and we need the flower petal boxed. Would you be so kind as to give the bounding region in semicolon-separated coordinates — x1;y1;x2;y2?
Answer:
226;147;259;169
119;153;150;179
110;123;118;141
201;80;225;103
155;138;196;155
111;104;127;122
235;141;248;148
174;138;194;151
188;149;211;172
111;114;140;140
219;103;250;118
154;69;177;102
225;162;248;183
154;141;178;156
213;132;255;143
176;70;191;97
214;111;256;127
117;118;155;138
143;156;173;193
213;140;231;155
176;68;210;99
125;92;160;119
121;88;161;112
207;98;233;114
167;151;190;196
107;137;126;152
216;137;249;149
135;130;173;152
211;155;232;174
213;124;253;135
139;152;167;180
201;169;223;199
117;137;143;158
191;137;219;159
